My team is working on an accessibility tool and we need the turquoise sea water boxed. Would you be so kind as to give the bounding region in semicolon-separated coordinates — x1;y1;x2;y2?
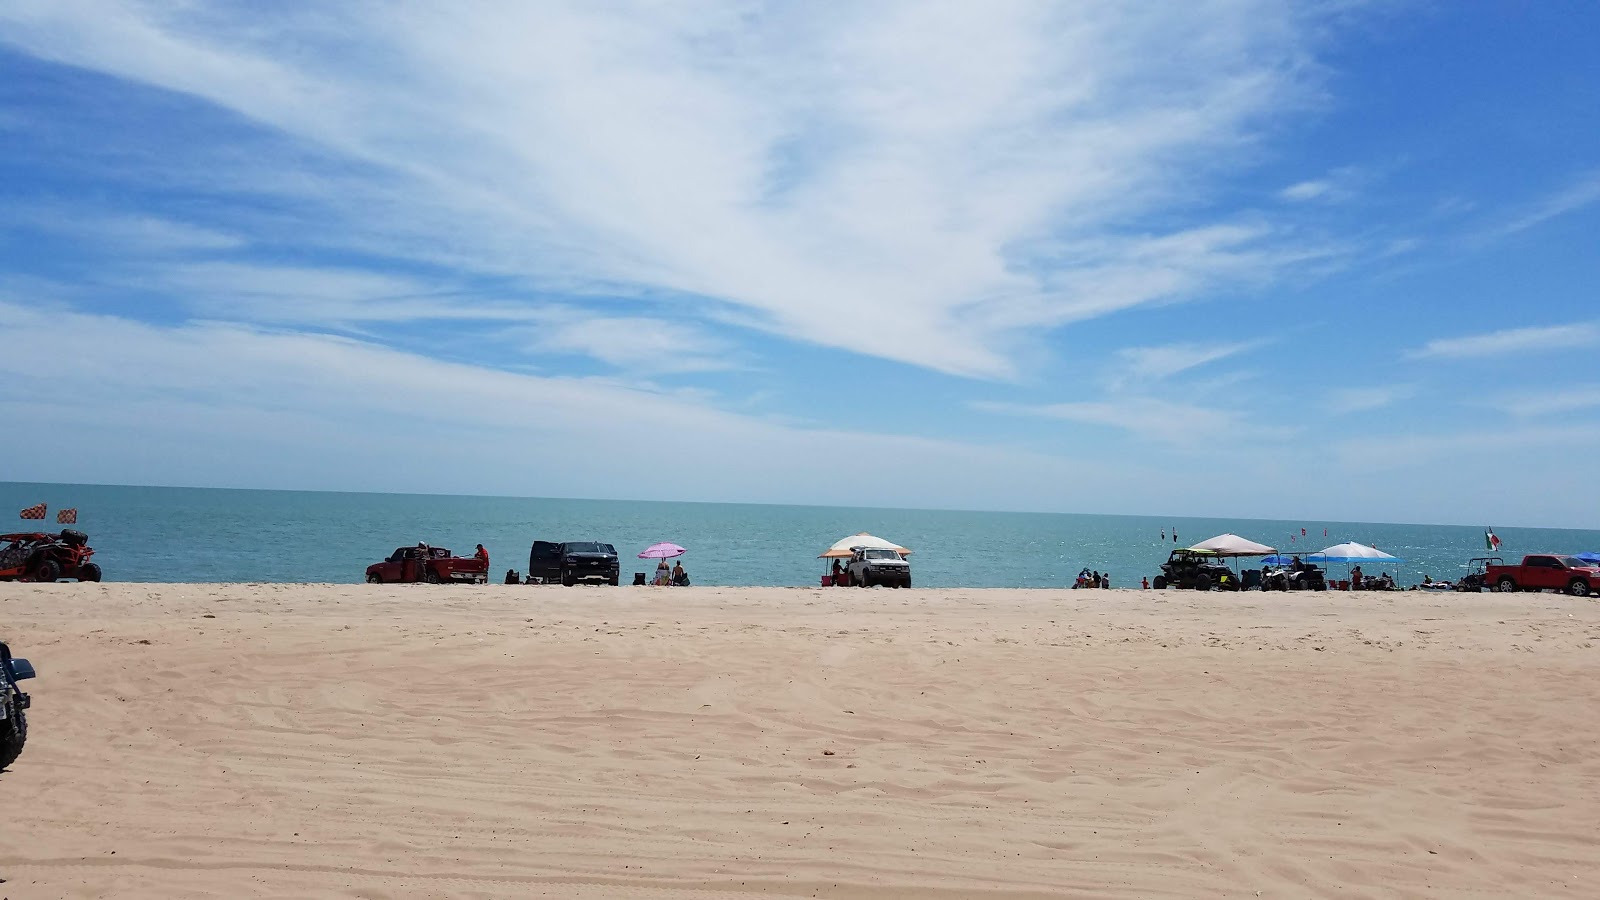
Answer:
3;482;1597;587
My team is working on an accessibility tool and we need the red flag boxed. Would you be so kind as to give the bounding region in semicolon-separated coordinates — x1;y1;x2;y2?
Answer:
19;503;46;520
56;508;77;525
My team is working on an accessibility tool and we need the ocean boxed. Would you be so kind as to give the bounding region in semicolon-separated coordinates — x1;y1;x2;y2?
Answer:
3;482;1596;587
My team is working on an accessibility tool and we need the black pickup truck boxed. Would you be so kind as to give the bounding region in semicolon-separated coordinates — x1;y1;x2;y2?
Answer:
528;541;620;586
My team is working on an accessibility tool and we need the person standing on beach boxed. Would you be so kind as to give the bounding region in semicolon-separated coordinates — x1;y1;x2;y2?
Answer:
1102;573;1111;589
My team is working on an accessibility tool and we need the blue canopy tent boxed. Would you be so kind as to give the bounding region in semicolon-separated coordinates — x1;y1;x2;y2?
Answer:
1577;552;1600;565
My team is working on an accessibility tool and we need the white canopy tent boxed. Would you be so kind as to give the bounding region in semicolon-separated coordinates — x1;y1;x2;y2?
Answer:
819;532;911;560
1306;542;1403;563
1187;533;1277;557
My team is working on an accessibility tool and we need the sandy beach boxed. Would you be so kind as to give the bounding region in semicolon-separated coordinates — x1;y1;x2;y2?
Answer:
2;583;1598;898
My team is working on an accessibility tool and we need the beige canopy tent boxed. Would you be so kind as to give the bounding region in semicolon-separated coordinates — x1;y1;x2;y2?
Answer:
819;532;911;559
1187;533;1276;557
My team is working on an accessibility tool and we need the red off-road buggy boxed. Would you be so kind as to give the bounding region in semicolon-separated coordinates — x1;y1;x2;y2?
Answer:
0;530;101;583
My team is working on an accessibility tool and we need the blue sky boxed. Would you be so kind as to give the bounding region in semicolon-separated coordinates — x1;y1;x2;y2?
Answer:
1;1;1596;527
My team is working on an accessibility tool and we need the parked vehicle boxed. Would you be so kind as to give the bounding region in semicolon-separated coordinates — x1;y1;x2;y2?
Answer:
847;547;911;588
365;545;488;584
1484;555;1600;596
1;640;36;770
1261;564;1328;591
0;530;101;583
528;541;620;586
1457;557;1503;592
1153;549;1239;591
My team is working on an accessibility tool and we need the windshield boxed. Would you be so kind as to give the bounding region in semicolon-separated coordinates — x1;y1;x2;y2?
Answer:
1559;556;1591;568
564;542;611;554
861;549;901;560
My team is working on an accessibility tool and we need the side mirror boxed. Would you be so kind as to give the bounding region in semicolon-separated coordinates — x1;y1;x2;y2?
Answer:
8;658;35;681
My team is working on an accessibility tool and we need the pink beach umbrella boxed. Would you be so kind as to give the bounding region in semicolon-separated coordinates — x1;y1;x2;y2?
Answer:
638;542;686;560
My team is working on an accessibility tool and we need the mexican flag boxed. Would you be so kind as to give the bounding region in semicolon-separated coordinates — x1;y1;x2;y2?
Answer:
1485;529;1501;552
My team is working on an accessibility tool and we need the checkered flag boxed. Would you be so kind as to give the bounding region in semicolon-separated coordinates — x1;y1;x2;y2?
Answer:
19;503;47;520
56;508;78;525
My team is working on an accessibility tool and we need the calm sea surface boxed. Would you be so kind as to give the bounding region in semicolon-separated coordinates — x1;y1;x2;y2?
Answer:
4;482;1597;587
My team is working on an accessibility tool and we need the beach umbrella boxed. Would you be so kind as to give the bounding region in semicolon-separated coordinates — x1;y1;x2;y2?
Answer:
1305;542;1404;564
638;542;686;560
819;532;910;559
1187;534;1276;557
1261;554;1298;566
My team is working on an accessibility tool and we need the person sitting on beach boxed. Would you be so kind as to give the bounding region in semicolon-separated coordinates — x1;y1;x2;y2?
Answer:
474;543;489;565
1422;574;1432;585
655;558;671;585
671;560;689;586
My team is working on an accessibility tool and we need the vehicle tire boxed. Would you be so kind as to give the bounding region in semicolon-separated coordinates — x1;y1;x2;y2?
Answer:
0;701;25;771
31;559;61;584
1496;577;1517;593
367;573;382;584
608;576;620;586
562;572;575;587
1569;579;1591;598
1194;573;1212;592
1152;575;1167;590
78;562;102;583
903;576;911;589
424;569;442;585
859;573;872;588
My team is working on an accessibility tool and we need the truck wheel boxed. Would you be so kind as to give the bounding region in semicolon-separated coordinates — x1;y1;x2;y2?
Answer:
1152;575;1166;590
1194;574;1212;591
608;576;619;586
367;573;382;584
1569;579;1591;598
424;569;442;585
562;573;575;587
31;559;61;584
78;562;102;583
1496;577;1517;593
0;702;25;771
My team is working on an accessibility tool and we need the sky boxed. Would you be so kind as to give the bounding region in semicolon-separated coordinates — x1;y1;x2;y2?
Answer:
0;1;1597;528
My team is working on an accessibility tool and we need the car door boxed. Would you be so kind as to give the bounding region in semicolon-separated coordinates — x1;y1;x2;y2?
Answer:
1525;556;1560;589
529;541;561;582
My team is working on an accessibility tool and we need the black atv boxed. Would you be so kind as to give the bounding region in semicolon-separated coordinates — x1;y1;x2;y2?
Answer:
1456;557;1503;592
1;640;37;770
1261;564;1328;591
1153;549;1241;591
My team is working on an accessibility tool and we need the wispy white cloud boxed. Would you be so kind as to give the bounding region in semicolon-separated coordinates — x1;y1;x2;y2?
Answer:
1337;425;1600;470
1485;386;1600;417
0;298;1161;511
519;309;740;375
1407;322;1600;360
974;396;1293;445
0;0;1327;379
1327;384;1416;415
1280;180;1332;202
1491;170;1600;237
1111;339;1268;386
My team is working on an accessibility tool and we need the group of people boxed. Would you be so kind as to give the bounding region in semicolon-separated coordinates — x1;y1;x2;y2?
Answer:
654;557;690;586
1075;568;1111;589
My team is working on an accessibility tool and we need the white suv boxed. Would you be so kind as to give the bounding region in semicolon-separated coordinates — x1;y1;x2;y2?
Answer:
847;547;911;588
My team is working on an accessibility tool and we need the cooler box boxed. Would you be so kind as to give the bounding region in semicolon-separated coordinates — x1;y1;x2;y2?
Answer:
821;575;834;587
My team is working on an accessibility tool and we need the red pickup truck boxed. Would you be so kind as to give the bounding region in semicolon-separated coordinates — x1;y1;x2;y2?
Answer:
365;546;487;585
1485;555;1600;597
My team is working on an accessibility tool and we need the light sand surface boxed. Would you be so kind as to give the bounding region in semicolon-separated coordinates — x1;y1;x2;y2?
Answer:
2;583;1599;899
